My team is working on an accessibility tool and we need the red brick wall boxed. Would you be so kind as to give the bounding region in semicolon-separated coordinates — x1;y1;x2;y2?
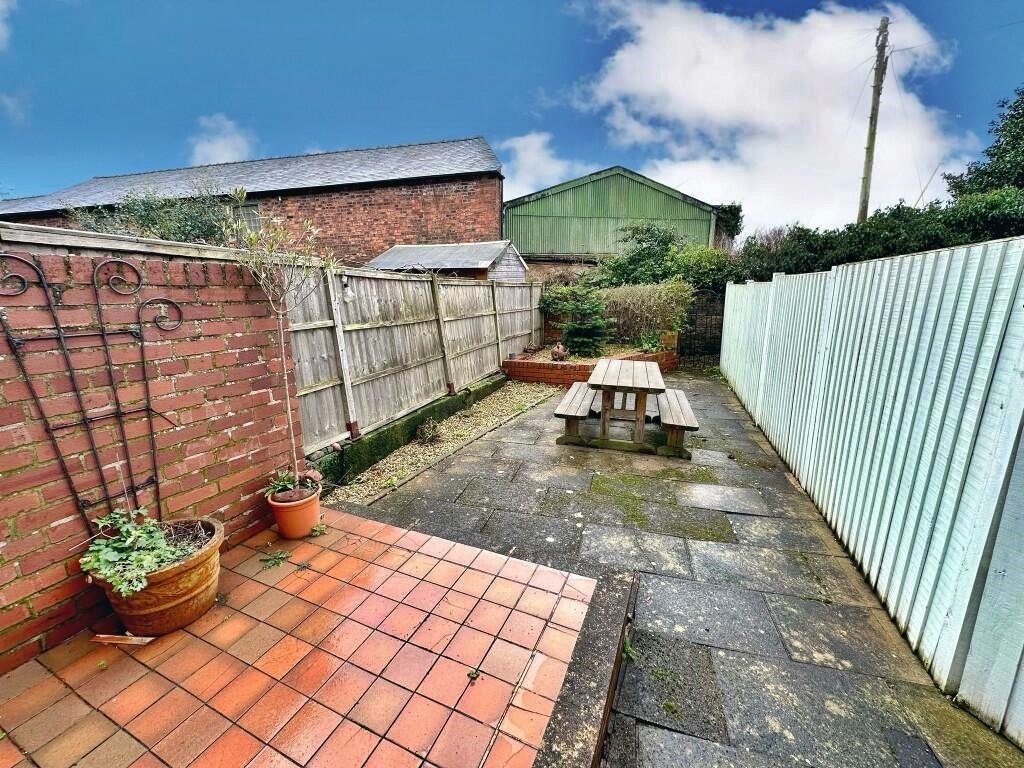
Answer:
0;234;300;673
1;173;503;268
256;175;502;266
502;350;679;386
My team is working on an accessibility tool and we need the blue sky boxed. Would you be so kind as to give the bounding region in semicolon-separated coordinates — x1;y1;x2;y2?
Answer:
0;0;1021;231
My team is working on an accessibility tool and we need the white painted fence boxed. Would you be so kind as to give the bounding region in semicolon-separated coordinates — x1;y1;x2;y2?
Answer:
721;237;1024;747
290;267;542;453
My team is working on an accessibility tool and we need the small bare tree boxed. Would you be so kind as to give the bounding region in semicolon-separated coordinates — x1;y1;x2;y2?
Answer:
222;190;339;475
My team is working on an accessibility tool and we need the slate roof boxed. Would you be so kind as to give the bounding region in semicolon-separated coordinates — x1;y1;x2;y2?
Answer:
369;240;517;270
0;137;501;215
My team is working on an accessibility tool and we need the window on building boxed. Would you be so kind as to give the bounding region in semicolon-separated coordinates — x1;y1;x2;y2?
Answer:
232;202;260;230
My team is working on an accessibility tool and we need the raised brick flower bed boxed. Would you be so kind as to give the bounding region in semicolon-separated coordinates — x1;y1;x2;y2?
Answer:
501;349;678;386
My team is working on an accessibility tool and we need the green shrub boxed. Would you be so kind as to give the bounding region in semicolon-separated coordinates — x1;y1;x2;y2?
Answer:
69;183;237;245
668;244;739;292
599;280;694;344
737;187;1024;281
539;284;609;356
590;222;682;286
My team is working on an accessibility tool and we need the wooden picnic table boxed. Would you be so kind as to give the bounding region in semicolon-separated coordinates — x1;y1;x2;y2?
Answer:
588;359;665;447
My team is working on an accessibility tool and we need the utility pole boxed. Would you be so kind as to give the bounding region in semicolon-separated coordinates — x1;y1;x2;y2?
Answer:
857;15;890;223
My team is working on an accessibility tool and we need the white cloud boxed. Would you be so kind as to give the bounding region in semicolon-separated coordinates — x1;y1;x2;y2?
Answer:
188;114;254;165
0;92;25;123
0;0;14;51
497;132;598;199
577;1;972;232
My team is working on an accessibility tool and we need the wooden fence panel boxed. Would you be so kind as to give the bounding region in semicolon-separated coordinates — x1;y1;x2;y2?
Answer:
438;278;499;391
288;277;349;454
495;282;539;361
290;268;543;452
337;270;447;433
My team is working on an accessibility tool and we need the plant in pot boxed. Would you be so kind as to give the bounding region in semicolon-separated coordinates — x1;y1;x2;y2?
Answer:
223;190;338;538
261;468;324;539
80;508;223;636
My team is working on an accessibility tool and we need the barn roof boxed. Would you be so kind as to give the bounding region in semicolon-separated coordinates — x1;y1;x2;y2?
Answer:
503;165;715;212
0;137;501;215
368;240;521;270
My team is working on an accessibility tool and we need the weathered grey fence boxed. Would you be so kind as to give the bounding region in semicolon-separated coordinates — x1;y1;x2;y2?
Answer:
290;268;542;453
720;236;1024;748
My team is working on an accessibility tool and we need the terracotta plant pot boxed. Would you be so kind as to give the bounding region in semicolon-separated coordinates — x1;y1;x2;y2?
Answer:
268;485;322;539
94;517;224;636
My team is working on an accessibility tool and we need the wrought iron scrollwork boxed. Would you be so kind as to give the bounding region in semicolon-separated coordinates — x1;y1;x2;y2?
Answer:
0;251;186;523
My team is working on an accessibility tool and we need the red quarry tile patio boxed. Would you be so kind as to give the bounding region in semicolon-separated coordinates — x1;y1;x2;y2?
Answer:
0;506;594;768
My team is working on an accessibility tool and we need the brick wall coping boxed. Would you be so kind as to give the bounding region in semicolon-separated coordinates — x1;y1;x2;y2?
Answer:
0;221;246;261
0;224;545;288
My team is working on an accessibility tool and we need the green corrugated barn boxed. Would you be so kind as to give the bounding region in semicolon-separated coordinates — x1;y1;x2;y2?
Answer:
502;166;717;275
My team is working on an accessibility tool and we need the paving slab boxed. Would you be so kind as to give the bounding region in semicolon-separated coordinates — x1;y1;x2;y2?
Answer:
674;483;768;515
727;513;845;554
458;476;549;513
480;511;585;567
543;489;735;542
579;524;692;578
766;594;934;685
636;725;790;768
616;631;728;742
712;648;914;768
635;575;787;658
513;463;595;491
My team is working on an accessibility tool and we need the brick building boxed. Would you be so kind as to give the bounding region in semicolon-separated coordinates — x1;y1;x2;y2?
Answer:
0;137;503;266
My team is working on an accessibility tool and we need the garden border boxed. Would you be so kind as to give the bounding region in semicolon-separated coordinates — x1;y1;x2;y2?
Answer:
501;349;679;386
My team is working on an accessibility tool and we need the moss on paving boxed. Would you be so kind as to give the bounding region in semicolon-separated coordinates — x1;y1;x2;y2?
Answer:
650;465;719;484
663;513;736;543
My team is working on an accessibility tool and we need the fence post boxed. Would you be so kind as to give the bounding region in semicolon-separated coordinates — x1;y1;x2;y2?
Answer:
326;269;360;438
429;274;456;395
753;273;784;423
490;280;503;368
532;282;543;347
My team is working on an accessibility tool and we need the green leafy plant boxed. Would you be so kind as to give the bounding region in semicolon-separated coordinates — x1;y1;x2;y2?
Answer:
539;284;609;357
68;183;236;245
667;244;739;293
308;523;328;537
637;332;663;353
79;508;203;597
260;550;291;570
589;222;682;287
260;468;323;500
945;85;1024;198
622;631;637;663
598;280;694;344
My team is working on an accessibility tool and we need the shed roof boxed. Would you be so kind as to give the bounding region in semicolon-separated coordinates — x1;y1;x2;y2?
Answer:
368;240;519;270
0;137;501;215
503;165;715;213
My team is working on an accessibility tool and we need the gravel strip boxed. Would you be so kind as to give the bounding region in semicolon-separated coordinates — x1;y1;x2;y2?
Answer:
522;343;640;363
323;380;560;505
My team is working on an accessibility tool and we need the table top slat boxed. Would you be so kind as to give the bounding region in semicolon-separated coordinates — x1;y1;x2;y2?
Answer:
635;362;649;391
588;358;666;393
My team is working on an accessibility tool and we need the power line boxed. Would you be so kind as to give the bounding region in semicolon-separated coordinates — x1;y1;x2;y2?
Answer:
888;49;924;194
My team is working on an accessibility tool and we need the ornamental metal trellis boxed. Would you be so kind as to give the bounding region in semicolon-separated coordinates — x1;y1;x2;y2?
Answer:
0;252;183;525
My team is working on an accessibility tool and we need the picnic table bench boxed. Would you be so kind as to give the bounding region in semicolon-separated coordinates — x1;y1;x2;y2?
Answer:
554;359;699;458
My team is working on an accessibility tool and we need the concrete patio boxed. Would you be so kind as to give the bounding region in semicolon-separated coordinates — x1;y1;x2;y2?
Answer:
366;368;1023;768
2;368;1022;768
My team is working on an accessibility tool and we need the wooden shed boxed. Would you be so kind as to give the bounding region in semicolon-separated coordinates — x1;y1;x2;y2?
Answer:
367;240;529;281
